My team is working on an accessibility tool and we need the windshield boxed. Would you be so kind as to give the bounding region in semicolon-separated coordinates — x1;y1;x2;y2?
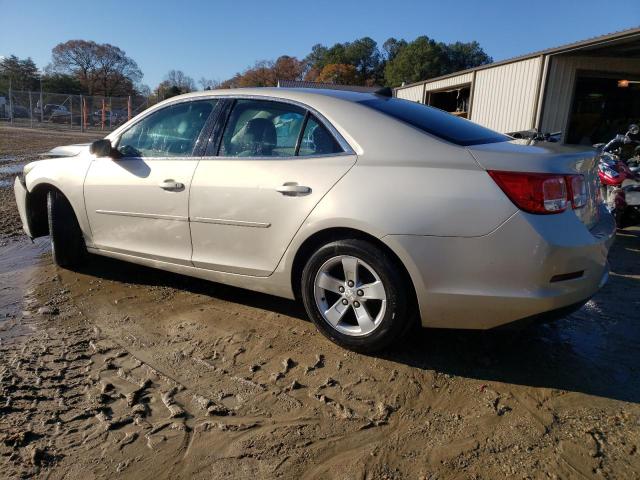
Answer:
358;97;509;146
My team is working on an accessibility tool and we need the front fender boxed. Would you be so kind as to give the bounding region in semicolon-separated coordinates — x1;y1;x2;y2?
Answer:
23;156;94;244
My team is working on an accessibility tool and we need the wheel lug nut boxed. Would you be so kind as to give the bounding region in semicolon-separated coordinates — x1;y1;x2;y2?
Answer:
341;299;348;305
338;286;345;293
347;281;354;287
353;301;360;308
357;289;364;297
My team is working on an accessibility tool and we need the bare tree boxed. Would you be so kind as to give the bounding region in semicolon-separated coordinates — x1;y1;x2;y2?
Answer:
164;70;196;92
50;40;142;96
199;77;220;90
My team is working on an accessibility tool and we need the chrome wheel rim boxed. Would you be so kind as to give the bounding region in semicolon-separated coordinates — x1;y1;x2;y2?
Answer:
313;255;387;337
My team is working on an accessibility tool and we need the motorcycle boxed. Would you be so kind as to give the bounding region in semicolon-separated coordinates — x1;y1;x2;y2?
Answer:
595;124;640;228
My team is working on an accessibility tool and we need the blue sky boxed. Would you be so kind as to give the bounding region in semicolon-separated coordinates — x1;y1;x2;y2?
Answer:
1;0;638;88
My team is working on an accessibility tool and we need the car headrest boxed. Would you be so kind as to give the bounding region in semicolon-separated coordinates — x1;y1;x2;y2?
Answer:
311;125;335;154
239;118;277;155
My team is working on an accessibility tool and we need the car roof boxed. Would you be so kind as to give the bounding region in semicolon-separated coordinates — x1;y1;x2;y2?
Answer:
173;87;380;104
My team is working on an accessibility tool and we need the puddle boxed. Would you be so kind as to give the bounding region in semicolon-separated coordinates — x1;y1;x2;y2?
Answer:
0;237;49;322
0;162;25;175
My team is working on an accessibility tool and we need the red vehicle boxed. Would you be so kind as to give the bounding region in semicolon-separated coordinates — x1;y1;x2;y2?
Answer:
596;124;640;228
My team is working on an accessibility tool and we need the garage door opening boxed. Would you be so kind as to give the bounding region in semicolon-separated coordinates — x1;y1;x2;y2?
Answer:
427;85;471;118
567;72;640;145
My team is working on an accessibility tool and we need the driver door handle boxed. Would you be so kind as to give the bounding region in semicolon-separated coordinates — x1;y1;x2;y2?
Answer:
276;182;312;196
159;179;185;191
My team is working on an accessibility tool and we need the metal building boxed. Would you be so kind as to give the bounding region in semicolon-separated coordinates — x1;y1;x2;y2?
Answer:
394;28;640;144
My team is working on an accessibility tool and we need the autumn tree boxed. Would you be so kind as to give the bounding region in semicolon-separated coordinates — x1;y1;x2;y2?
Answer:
50;40;142;96
317;64;358;85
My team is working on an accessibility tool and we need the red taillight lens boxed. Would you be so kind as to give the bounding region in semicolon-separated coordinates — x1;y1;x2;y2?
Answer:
488;171;578;214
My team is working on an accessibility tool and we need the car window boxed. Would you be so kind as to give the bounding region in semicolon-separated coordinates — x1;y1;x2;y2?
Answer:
298;115;343;156
219;99;305;157
358;97;509;146
117;100;216;158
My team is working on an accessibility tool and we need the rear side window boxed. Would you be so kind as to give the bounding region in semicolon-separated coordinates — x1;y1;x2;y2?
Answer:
298;116;343;156
358;97;509;146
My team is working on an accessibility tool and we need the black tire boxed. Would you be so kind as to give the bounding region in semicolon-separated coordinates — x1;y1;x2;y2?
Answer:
47;190;87;268
301;239;414;353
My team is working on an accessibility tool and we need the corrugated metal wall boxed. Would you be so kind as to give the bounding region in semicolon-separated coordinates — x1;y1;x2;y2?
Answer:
540;56;640;137
469;57;543;133
395;84;424;102
424;72;474;92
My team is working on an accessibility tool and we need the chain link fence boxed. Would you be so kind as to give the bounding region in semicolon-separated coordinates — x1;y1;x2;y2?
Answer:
0;89;155;132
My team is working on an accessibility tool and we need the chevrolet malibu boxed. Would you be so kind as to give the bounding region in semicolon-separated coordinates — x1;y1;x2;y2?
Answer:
14;88;615;352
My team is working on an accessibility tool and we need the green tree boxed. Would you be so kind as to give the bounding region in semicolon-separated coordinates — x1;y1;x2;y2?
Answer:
0;55;40;92
444;41;492;72
41;73;82;94
384;36;447;87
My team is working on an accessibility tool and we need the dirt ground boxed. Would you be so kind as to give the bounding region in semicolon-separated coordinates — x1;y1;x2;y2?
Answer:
1;126;639;479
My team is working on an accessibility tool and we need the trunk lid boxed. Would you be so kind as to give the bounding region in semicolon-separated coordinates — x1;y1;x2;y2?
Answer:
467;140;600;229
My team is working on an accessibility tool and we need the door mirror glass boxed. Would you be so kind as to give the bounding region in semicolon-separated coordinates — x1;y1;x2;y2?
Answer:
90;139;115;158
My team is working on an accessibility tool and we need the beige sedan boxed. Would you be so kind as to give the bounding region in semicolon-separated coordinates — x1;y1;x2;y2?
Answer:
14;88;615;351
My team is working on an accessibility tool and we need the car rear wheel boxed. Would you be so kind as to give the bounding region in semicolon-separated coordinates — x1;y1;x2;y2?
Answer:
301;239;413;352
47;190;87;268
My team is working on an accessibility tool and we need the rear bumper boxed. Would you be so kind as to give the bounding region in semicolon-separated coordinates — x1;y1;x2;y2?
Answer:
13;175;33;238
384;205;615;329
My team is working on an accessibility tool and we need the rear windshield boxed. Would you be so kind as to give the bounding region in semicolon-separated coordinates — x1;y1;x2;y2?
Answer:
358;97;509;146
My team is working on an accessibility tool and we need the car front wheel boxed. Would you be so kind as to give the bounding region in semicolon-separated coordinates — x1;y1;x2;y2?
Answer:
47;190;87;268
301;239;413;352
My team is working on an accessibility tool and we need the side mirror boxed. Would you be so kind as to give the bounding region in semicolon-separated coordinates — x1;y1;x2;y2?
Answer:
628;124;639;136
90;139;117;158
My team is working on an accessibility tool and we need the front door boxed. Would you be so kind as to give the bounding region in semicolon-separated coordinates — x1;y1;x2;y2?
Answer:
84;99;217;265
189;98;356;276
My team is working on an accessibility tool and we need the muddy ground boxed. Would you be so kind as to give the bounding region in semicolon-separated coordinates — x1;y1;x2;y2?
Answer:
1;126;639;479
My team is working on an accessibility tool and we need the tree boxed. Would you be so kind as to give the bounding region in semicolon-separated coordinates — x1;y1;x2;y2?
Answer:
317;64;358;85
199;77;220;90
154;70;196;99
382;38;407;62
302;38;382;85
163;70;196;92
384;36;447;87
0;55;40;92
41;73;82;94
272;56;304;83
444;41;492;72
50;40;142;96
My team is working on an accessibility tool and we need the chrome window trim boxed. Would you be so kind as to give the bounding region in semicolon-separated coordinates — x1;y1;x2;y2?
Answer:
111;94;355;158
111;98;220;159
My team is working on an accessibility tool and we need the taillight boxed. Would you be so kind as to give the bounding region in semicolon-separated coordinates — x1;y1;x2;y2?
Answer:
488;171;586;214
567;174;587;209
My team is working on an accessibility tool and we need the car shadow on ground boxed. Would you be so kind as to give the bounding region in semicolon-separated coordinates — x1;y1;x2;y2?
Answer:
75;228;640;404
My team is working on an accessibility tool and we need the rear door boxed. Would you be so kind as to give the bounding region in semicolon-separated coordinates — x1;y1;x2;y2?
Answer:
84;99;218;264
189;98;356;276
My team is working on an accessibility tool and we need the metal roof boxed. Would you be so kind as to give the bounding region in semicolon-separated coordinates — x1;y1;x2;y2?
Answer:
395;26;640;91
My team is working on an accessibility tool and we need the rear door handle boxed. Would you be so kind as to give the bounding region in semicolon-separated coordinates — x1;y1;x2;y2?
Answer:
159;179;185;191
276;182;312;196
